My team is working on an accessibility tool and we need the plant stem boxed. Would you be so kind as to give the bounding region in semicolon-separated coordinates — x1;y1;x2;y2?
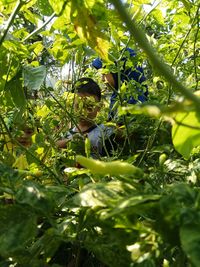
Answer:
137;119;162;167
110;0;200;111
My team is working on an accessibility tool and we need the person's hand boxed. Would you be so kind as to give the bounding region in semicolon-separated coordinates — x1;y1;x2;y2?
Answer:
56;139;68;148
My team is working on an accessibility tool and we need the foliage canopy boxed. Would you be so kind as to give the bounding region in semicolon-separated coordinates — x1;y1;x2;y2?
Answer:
0;0;200;266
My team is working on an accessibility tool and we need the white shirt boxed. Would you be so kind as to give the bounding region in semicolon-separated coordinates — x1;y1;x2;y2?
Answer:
66;124;114;158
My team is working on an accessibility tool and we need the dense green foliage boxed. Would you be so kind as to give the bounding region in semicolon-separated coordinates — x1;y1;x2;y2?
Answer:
0;0;200;266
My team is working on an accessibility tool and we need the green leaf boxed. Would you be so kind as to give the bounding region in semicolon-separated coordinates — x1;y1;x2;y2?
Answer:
0;46;9;91
37;0;54;16
105;194;160;219
16;181;54;213
49;0;66;14
5;70;26;108
71;2;110;61
151;9;165;25
172;111;200;159
180;0;191;11
180;224;200;267
0;205;37;257
48;36;71;64
72;181;136;208
23;65;46;91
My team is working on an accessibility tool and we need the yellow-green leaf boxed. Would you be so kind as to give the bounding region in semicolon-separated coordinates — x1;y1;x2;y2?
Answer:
172;111;200;159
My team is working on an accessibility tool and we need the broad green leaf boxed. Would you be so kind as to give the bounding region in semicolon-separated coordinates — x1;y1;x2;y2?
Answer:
23;65;46;91
71;3;110;61
172;111;200;159
49;0;65;14
16;181;54;213
0;1;16;15
51;14;70;29
29;41;44;56
151;9;165;25
36;104;50;117
72;181;135;208
12;154;29;170
5;70;26;108
23;8;38;24
0;42;27;89
37;0;53;16
104;194;161;219
180;224;200;267
16;181;70;212
180;0;191;11
0;205;37;257
3;40;29;59
0;47;9;91
48;36;71;64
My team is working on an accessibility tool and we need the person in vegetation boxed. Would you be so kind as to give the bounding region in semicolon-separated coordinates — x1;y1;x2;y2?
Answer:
56;77;114;158
92;47;148;120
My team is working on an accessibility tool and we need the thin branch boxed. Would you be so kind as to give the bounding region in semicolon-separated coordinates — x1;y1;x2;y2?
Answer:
23;12;56;42
139;0;162;24
110;0;200;111
22;0;69;43
194;6;199;90
0;0;23;46
174;119;200;130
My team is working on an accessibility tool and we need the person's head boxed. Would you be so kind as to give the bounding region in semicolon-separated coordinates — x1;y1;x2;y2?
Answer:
73;78;101;121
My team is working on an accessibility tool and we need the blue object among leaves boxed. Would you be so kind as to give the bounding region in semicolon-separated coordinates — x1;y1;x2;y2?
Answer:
92;48;148;119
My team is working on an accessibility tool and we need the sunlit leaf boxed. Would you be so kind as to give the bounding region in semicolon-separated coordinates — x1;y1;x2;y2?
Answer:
36;105;50;117
37;0;54;16
172;111;200;159
49;0;66;14
151;9;165;25
23;65;46;91
72;181;135;208
71;3;110;61
12;154;29;170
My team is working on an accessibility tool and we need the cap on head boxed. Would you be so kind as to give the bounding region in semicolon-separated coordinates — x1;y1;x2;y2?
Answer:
92;58;103;70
